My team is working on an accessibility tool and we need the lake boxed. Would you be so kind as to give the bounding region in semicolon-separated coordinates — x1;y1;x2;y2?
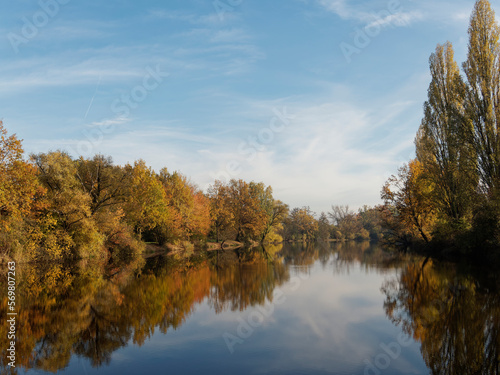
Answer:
2;242;499;374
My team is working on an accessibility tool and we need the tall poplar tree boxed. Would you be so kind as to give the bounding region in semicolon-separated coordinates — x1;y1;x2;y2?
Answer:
463;0;500;195
416;42;476;223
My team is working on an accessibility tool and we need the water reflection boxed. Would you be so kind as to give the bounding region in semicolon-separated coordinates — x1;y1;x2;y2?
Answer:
382;258;500;374
1;243;499;374
0;246;291;373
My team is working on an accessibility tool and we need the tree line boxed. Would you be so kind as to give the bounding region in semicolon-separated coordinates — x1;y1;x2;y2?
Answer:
0;122;385;262
381;0;500;258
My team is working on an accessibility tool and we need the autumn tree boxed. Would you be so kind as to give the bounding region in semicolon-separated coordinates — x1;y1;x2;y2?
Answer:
282;207;318;241
329;205;362;240
261;199;288;243
207;180;235;244
122;160;170;242
248;182;288;243
75;155;145;256
381;160;436;243
317;212;331;240
228;180;267;242
463;0;500;195
357;205;384;241
31;151;105;259
0;122;41;257
75;155;129;215
416;42;476;226
208;179;282;244
207;179;267;243
158;169;211;241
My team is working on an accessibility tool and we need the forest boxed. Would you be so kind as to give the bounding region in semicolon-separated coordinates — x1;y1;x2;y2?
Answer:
0;121;385;263
381;0;500;260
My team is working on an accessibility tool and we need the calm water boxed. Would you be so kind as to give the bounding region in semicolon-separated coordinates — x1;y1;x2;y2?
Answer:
2;242;500;374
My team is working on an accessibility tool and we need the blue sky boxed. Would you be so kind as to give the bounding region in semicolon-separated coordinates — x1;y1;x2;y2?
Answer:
0;0;494;214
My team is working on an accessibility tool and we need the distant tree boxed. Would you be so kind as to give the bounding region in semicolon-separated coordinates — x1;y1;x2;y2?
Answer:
317;212;331;240
158;169;211;240
357;205;384;241
328;205;351;226
283;207;318;241
207;180;235;244
249;181;288;243
123;160;170;241
227;179;267;242
329;205;360;240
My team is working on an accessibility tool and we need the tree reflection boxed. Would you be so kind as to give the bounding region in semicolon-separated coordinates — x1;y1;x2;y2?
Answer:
208;247;288;313
7;243;491;375
0;247;290;373
382;259;500;374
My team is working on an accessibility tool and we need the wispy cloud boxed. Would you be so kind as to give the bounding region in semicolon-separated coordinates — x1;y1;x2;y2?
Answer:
88;116;130;128
317;0;352;19
317;0;423;28
365;11;423;29
146;9;239;26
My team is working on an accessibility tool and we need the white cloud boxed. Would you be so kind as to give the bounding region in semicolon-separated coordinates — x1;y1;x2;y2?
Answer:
89;116;130;128
146;9;240;26
365;11;423;29
317;0;352;19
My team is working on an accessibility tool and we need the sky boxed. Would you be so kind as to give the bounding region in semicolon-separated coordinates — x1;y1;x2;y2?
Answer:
1;0;496;215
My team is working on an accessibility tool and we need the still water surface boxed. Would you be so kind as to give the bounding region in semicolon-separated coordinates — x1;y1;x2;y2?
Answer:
3;242;500;374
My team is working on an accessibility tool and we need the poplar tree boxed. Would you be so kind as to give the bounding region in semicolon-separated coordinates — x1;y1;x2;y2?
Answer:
463;0;500;195
416;42;476;222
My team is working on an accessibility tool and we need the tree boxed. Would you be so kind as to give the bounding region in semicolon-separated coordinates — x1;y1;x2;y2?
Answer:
158;169;211;240
208;179;267;243
329;205;351;226
357;205;384;241
123;160;170;241
32;151;105;259
207;180;235;244
381;160;436;243
248;182;288;243
463;0;500;195
283;207;318;241
75;155;129;215
0;122;41;257
317;212;331;240
329;205;360;240
227;180;266;242
416;42;476;224
262;200;288;243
